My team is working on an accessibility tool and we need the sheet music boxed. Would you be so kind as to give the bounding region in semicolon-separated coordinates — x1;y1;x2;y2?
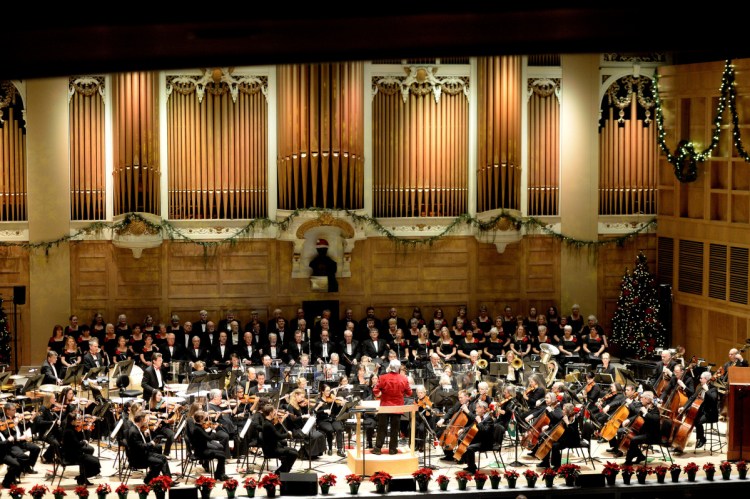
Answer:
239;417;253;440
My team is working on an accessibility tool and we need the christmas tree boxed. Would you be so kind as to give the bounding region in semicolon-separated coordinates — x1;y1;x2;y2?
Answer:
0;298;10;366
611;252;667;359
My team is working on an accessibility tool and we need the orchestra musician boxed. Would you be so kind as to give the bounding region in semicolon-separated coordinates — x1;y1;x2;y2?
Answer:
623;391;661;465
458;400;494;473
504;350;525;384
189;410;230;481
593;383;626;426
1;402;41;475
580;372;602;412
603;384;641;457
142;352;167;402
207;389;237;459
519;375;546;421
538;402;580;470
414;385;434;452
41;351;64;386
282;388;325;460
469;381;493;412
596;352;616;378
61;410;101;486
677;371;719;449
371;360;412;455
314;385;346;457
526;391;562;459
147;390;177;455
436;389;471;463
260;404;298;474
82;338;109;373
721;348;749;383
126;411;175;485
491;384;515;451
32;393;62;464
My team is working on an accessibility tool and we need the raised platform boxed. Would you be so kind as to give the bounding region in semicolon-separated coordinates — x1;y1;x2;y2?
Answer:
346;447;419;476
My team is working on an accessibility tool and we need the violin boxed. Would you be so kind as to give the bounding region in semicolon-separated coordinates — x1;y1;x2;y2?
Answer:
201;420;219;430
0;419;15;432
273;410;289;425
417;395;433;416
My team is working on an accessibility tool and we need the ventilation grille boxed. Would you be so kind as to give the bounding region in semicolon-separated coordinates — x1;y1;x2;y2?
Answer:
371;57;470;65
678;240;703;295
730;246;749;305
709;243;727;300
658;236;674;286
528;54;561;66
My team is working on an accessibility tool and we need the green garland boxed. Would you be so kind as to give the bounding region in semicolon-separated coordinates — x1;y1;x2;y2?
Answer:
654;59;750;182
0;209;656;254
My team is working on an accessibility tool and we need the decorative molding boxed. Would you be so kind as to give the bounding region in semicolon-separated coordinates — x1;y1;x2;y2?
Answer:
604;75;655;124
0;226;28;242
527;78;561;102
598;219;657;235
602;53;667;64
473;210;523;253
372;66;469;104
166;68;268;104
68;76;105;102
111;212;163;258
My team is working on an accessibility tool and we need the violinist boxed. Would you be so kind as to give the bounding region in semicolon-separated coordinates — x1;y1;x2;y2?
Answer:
457;400;494;473
537;403;579;470
126;412;175;485
314;385;345;457
519;375;546;421
61;410;100;485
491;385;515;451
207;389;237;459
581;372;602;410
261;404;298;473
469;381;493;412
0;422;25;488
1;403;41;474
414;386;434;452
189;410;230;480
282;390;322;458
623;391;661;465
677;371;719;449
593;383;626;426
147;390;176;455
32;393;62;464
604;384;641;457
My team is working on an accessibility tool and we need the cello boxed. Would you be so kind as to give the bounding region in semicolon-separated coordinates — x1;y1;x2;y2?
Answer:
617;414;644;453
534;421;566;459
521;412;550;450
671;390;704;452
452;423;479;461
438;408;469;451
599;402;630;441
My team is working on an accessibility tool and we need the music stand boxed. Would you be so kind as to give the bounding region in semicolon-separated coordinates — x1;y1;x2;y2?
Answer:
19;374;44;395
0;371;11;389
595;373;614;385
113;359;135;378
63;364;84;390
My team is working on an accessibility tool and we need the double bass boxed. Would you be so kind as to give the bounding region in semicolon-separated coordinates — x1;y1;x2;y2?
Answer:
671;390;704;452
438;408;469;451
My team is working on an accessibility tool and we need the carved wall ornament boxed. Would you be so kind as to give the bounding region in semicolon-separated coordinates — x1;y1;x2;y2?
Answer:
602;53;666;63
528;78;561;102
68;76;105;102
372;66;469;104
166;68;268;104
0;81;23;127
606;75;655;124
112;212;163;258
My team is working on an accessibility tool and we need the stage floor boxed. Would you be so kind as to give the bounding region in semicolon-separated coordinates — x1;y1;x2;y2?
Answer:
15;420;738;496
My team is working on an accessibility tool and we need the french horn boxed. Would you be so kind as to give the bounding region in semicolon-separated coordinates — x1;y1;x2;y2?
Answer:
511;357;524;370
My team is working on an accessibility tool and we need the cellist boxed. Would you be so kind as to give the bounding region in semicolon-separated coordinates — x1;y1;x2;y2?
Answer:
623;391;661;465
677;371;719;449
435;389;472;463
603;384;640;457
537;403;579;470
456;400;494;473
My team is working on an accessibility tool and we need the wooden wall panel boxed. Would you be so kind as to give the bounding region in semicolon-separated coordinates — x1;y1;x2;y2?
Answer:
0;246;30;366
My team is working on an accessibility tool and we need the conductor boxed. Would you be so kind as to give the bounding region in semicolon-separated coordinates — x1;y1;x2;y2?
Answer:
372;359;412;455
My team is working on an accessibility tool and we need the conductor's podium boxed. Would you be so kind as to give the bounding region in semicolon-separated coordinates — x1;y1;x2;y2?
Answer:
347;400;419;476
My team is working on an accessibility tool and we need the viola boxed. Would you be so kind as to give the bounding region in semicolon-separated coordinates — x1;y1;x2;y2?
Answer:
0;419;15;431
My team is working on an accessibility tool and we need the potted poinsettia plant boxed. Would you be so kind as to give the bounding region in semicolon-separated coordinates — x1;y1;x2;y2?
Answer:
195;477;216;499
558;463;581;487
52;487;67;499
635;464;652;484
243;478;257;498
96;484;112;499
115;485;128;499
474;470;488;490
345;474;363;494
669;463;681;482
489;470;502;489
455;470;473;491
259;474;281;498
149;476;172;499
435;475;450;492
654;465;668;484
222;478;239;498
523;469;538;488
684;462;700;482
412;468;433;492
369;471;391;494
542;467;557;487
720;461;733;480
620;464;634;485
74;487;90;499
703;462;716;481
318;475;336;495
30;485;49;499
602;461;620;486
9;485;26;499
134;485;150;499
504;469;519;488
737;460;748;479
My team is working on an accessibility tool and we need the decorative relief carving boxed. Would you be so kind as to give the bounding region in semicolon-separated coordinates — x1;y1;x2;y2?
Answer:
166;68;268;104
112;213;163;259
528;78;561;102
605;75;655;124
372;66;469;104
602;53;666;63
68;76;105;102
599;220;656;234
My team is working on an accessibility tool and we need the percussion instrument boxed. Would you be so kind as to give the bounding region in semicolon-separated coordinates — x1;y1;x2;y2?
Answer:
110;396;136;405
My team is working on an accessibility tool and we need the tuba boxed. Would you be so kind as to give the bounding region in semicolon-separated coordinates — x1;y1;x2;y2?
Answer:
544;360;559;388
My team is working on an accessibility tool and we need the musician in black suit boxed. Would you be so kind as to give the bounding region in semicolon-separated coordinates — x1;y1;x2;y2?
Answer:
593;383;627;426
189;410;229;480
61;411;100;485
605;384;640;456
623;391;662;465
260;403;298;473
338;330;360;376
492;384;516;451
313;330;336;364
82;338;109;373
141;353;166;402
41;351;63;386
678;371;719;448
435;389;471;462
186;335;208;368
236;331;261;366
653;350;678;387
210;331;233;369
161;333;187;378
519;375;547;422
458;400;495;473
126;412;174;485
538;402;581;470
1;403;41;474
361;329;388;367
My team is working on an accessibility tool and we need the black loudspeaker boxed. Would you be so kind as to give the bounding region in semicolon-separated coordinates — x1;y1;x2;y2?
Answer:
169;487;197;499
387;477;416;492
280;472;318;496
576;473;605;488
12;285;25;305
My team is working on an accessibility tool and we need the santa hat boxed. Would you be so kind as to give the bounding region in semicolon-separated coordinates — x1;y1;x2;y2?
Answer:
316;238;329;249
